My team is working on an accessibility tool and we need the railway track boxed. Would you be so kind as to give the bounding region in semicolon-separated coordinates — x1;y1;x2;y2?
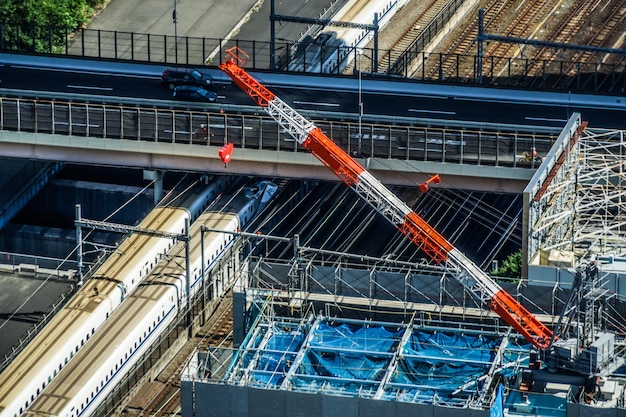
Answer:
553;0;626;90
416;0;626;85
423;0;513;80
122;296;235;417
511;1;599;80
482;0;556;75
374;0;447;73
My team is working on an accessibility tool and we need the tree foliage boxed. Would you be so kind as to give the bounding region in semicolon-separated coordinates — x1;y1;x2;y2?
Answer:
492;249;522;279
0;0;105;52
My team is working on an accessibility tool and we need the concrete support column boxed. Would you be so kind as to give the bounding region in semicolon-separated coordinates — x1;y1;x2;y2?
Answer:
143;169;164;205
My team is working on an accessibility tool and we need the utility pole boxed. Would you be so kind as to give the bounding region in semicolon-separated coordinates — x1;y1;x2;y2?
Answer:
357;48;363;156
173;0;178;63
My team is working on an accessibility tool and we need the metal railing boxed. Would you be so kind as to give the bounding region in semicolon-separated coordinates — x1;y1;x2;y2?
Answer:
388;0;464;75
0;95;556;168
0;22;624;94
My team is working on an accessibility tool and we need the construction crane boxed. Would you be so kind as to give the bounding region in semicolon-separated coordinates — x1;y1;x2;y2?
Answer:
219;46;553;350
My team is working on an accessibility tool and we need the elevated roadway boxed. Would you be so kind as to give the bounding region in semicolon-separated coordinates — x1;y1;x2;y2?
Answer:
0;54;619;194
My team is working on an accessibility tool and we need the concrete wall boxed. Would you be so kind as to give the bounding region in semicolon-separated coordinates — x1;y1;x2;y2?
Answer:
181;381;491;417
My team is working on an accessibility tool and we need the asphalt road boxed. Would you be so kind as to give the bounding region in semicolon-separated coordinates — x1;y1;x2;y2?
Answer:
86;0;348;43
2;61;624;130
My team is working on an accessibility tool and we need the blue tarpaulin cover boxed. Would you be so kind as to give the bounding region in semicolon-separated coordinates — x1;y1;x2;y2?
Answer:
230;317;529;408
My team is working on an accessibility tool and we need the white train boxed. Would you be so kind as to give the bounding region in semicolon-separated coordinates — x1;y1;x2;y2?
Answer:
0;175;233;417
22;179;278;417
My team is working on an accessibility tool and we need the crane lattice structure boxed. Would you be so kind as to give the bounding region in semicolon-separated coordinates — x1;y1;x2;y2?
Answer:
219;46;553;350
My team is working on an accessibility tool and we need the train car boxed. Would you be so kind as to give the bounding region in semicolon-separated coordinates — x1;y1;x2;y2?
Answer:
22;179;277;417
0;175;233;417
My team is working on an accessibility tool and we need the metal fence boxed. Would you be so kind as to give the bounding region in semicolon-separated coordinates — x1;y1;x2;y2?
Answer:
0;22;624;94
389;0;465;75
0;96;556;168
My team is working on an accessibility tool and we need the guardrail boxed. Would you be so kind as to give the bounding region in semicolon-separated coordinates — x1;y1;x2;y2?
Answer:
389;0;465;76
0;93;556;168
0;22;624;95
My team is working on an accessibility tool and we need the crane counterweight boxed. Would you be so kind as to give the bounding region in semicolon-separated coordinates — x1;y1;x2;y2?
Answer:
219;46;554;350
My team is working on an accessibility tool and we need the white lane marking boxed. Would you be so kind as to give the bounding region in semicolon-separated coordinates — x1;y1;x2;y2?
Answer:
412;94;449;99
293;100;340;107
11;64;158;79
525;117;568;123
408;108;456;115
67;85;113;91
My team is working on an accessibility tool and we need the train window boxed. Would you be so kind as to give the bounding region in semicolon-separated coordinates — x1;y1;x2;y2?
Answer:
81;339;84;346
37;388;40;395
75;345;79;352
92;328;95;335
42;382;45;390
31;394;34;401
59;364;62;371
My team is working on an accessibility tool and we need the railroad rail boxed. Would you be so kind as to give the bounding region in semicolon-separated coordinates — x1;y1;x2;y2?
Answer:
373;0;447;73
424;0;509;79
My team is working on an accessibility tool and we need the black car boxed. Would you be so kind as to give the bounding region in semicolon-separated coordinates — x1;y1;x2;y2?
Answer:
161;67;213;90
172;85;218;103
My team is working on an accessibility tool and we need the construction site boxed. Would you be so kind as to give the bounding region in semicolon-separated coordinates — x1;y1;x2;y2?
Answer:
0;1;626;416
173;49;626;417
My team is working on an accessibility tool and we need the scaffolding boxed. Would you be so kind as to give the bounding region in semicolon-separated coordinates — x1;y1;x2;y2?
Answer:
525;117;626;263
183;297;529;411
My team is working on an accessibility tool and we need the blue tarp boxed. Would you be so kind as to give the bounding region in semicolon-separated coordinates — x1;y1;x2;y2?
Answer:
296;323;402;386
491;384;505;417
389;331;500;401
245;324;304;387
233;318;525;407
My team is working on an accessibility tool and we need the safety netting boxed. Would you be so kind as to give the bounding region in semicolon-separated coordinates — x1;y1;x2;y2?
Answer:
222;313;530;409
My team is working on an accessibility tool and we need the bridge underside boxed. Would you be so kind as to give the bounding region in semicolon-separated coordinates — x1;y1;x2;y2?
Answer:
0;131;532;193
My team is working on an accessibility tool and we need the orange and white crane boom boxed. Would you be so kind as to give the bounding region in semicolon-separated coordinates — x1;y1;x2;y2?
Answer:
219;46;553;350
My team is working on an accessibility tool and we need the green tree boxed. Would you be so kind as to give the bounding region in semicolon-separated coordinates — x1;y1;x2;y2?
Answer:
493;249;522;279
0;0;104;52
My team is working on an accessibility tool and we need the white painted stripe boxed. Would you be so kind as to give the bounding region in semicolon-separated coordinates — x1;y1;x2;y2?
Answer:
67;85;113;91
408;108;456;115
293;100;340;107
525;116;568;123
